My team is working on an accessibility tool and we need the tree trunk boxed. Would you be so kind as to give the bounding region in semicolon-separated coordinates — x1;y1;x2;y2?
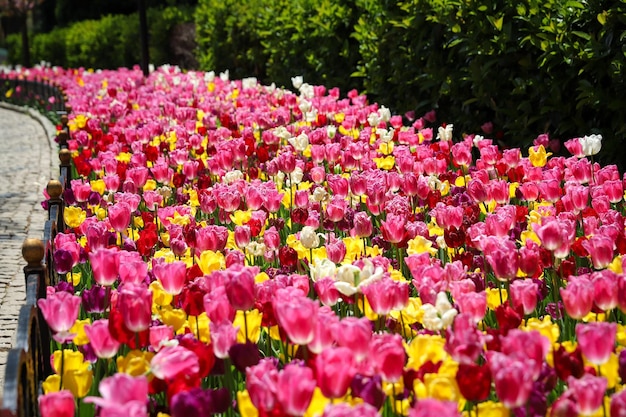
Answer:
20;13;30;67
138;0;149;77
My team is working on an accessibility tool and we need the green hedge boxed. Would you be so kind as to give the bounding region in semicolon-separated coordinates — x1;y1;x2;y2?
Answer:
195;0;361;90
195;0;626;168
5;6;195;70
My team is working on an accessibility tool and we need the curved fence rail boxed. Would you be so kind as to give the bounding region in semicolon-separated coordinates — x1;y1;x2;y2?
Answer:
0;111;70;417
0;72;67;122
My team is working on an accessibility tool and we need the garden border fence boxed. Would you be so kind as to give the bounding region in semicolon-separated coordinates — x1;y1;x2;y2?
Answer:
0;81;70;416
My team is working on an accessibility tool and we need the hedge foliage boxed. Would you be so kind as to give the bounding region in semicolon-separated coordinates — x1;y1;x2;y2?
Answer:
4;6;195;70
196;0;626;168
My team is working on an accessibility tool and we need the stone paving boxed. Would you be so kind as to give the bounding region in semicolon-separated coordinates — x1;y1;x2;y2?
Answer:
0;104;56;397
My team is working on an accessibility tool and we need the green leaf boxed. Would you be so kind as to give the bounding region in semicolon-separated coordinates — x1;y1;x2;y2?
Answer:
487;15;503;31
598;11;607;25
571;31;591;41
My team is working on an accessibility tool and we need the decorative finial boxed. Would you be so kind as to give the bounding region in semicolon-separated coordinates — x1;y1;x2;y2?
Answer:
22;238;44;268
46;179;63;200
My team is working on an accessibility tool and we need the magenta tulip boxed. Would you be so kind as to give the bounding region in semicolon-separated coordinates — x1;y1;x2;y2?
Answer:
108;201;132;233
315;347;356;399
39;390;75;417
117;283;152;333
276;364;316;416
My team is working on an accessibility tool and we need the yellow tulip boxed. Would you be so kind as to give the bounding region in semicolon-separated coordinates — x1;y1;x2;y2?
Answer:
160;306;187;332
528;145;551;168
63;206;86;228
188;313;211;343
197;250;225;274
234;309;263;343
116;350;154;377
69;319;91;346
406;334;447;370
237;390;259;417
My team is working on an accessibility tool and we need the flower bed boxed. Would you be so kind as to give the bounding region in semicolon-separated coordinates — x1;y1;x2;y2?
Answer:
7;65;626;417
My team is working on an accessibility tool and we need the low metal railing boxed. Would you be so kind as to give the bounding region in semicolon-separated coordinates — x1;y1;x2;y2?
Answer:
0;111;70;417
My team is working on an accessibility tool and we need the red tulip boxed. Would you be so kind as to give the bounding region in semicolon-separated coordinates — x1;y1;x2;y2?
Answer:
455;362;491;402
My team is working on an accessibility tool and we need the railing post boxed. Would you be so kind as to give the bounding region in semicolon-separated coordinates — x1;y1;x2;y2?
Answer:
59;149;72;193
46;179;64;234
21;238;44;280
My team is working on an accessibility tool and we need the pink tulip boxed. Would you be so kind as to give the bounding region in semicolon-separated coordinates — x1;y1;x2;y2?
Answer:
432;203;464;230
567;374;607;416
71;180;92;203
445;313;485;365
323;403;380;417
352;211;373;238
485;239;518;281
455;291;487;322
204;286;236;324
89;247;120;286
234;225;251;248
210;321;238;359
326;238;347;263
582;234;615;269
309;306;339;354
510;279;539;315
118;250;148;285
380;213;406;244
332;317;372;361
276;364;317;416
501;329;549;379
537;218;576;258
84;319;120;359
313;278;340;307
195;225;229;252
117;283;152;333
39;390;75;417
152;259;187;295
560;275;595;319
315;347;356;399
149;325;174;351
326;195;347;222
362;278;409;315
576;322;617;365
38;291;81;343
224;265;256;311
592;270;619;311
409;399;461;417
85;373;148;417
488;352;534;409
246;359;279;413
108;201;132;233
150;345;200;380
273;288;319;345
369;333;406;382
611;390;626;417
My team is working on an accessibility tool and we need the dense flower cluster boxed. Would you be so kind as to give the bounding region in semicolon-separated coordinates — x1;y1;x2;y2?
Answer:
7;65;626;417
